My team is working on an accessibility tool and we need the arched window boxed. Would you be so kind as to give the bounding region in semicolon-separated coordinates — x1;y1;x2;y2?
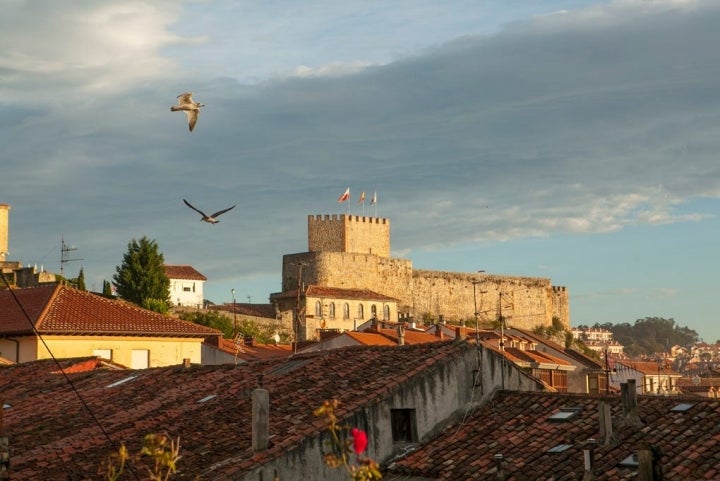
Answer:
383;304;390;321
315;300;322;318
329;302;336;319
357;304;364;319
371;304;377;318
343;303;350;319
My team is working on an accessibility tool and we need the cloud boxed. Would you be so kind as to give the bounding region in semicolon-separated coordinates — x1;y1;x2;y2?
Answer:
0;1;197;103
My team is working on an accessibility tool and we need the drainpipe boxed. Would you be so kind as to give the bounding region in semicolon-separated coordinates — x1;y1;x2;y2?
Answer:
252;375;269;452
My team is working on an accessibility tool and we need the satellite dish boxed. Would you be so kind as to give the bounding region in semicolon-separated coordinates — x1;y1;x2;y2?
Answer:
273;333;280;344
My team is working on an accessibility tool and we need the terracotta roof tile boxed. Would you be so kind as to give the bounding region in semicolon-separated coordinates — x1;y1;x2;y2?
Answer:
271;285;399;302
0;284;220;337
387;391;720;480
1;340;468;480
164;264;207;281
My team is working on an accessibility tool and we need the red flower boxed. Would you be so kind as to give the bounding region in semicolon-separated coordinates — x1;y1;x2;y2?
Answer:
351;428;368;455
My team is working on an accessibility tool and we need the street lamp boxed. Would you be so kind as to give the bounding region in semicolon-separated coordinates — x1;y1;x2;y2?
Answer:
231;289;237;338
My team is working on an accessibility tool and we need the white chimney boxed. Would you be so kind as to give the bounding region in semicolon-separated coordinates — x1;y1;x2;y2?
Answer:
252;375;269;451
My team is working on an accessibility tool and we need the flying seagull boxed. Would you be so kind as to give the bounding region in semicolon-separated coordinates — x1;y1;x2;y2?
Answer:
171;92;204;132
183;199;236;224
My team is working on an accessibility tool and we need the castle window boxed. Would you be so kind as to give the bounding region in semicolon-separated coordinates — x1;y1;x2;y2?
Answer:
357;304;364;319
315;301;322;318
329;302;336;319
383;304;390;321
343;303;350;319
371;304;377;318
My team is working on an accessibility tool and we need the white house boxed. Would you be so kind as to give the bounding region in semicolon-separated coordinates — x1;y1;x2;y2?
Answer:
165;264;207;308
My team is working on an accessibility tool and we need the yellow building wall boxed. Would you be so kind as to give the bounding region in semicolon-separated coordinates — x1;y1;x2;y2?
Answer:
30;336;203;368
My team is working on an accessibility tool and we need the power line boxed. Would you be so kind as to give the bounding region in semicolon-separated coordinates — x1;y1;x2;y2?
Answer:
0;273;140;480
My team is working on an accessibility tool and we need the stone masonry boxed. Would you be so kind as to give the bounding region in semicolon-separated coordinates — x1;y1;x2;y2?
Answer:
279;214;571;330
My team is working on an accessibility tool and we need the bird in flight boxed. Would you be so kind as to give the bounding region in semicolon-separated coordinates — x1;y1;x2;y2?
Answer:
183;199;236;224
171;92;204;132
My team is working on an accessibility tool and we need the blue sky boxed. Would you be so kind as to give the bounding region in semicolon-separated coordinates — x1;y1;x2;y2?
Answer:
2;0;720;342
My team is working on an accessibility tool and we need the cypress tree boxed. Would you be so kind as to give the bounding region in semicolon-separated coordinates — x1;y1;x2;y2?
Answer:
112;237;170;309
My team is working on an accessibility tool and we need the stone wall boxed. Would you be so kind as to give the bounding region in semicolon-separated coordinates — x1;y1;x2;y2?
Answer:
282;251;413;307
307;214;390;257
412;270;569;330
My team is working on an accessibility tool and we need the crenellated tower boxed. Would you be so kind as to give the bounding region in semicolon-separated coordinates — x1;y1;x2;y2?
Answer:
308;214;390;257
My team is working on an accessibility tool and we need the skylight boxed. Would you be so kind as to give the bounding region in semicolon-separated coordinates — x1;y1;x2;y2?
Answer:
547;444;573;453
105;375;138;388
197;394;218;403
618;453;639;468
671;403;694;412
547;406;583;422
2;403;10;410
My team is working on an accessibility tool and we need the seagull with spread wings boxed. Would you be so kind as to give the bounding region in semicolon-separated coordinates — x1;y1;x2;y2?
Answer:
183;199;236;224
171;92;204;132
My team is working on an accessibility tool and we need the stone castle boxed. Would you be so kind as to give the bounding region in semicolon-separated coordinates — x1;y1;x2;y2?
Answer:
279;214;569;330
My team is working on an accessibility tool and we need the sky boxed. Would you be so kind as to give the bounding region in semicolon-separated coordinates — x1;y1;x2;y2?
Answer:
2;0;720;342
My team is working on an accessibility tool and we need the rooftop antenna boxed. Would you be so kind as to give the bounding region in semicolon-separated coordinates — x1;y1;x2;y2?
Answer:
60;236;83;275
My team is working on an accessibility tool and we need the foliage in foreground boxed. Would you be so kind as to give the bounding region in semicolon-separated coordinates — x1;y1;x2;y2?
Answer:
314;399;382;481
103;433;185;481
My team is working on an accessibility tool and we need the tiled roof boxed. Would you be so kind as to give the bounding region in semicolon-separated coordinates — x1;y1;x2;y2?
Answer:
618;360;680;376
346;331;398;346
164;264;207;281
270;285;400;302
213;337;293;360
366;327;444;345
1;340;469;480
0;284;220;337
387;390;720;480
212;302;277;319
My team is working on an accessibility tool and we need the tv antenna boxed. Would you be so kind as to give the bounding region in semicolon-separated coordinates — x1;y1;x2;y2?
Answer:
60;237;83;275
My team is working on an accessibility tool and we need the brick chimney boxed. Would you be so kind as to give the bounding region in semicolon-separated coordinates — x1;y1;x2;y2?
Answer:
598;401;615;446
252;375;269;452
455;326;466;341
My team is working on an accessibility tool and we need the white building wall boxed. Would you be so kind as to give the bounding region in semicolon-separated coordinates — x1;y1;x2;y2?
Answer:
170;279;204;308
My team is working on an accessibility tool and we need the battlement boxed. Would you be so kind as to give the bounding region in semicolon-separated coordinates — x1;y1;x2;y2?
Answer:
308;214;389;225
308;214;390;257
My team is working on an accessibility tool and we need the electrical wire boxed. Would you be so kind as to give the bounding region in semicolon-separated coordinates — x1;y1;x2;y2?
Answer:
1;273;141;480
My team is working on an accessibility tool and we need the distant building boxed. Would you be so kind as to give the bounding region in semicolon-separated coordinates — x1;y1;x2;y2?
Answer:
272;214;570;342
165;264;207;308
572;326;625;356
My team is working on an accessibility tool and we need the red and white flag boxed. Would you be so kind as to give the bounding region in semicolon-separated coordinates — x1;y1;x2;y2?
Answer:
370;191;377;205
357;191;366;205
337;187;350;203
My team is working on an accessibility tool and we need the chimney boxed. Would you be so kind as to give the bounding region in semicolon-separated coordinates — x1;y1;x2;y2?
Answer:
494;454;507;481
435;324;444;340
397;325;405;346
621;380;642;427
637;441;663;481
183;358;191;368
252;375;270;452
455;326;466;341
598;401;614;446
581;439;596;481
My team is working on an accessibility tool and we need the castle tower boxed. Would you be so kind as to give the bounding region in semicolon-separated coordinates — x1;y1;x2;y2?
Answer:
307;214;390;258
0;204;9;261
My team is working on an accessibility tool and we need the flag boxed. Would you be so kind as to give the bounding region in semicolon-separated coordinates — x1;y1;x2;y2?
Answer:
337;187;350;203
370;191;377;205
357;191;366;205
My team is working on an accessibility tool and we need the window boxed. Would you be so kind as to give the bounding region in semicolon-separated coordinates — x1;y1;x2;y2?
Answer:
343;303;350;319
371;304;377;318
315;301;322;317
391;409;416;443
383;304;390;321
329;302;336;319
183;286;191;292
131;349;149;369
357;304;364;319
93;349;112;360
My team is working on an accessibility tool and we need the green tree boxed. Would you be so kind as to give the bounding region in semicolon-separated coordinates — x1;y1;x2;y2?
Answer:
76;267;86;291
102;279;113;296
178;310;234;338
113;237;170;311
